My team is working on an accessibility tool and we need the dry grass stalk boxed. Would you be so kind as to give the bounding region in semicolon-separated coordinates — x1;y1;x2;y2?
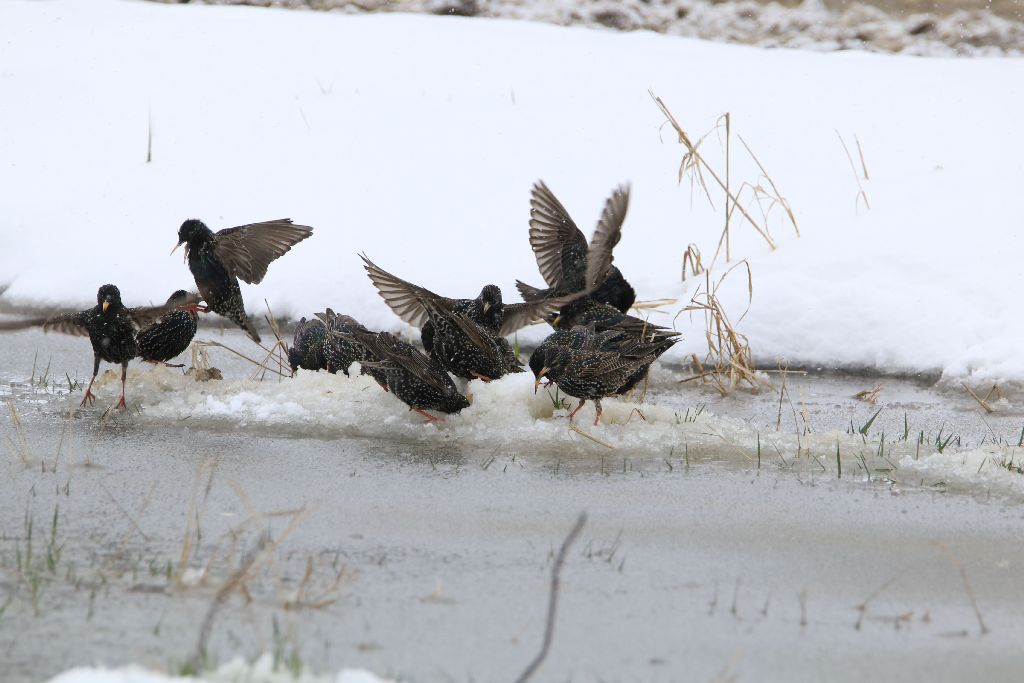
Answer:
630;297;679;311
853;385;883;404
681;243;705;284
675;263;762;395
962;383;994;413
651;92;776;252
568;423;614;449
6;400;31;465
175;461;217;584
855;134;869;180
737;133;800;239
836;130;871;212
514;512;587;683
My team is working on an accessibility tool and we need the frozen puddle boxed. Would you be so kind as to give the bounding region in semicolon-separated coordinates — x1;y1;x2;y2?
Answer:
72;364;1024;498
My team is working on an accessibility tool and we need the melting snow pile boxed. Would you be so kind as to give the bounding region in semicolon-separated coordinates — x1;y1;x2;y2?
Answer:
47;655;389;683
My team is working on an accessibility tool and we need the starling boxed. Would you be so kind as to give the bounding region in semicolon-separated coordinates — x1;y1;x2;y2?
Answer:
313;308;390;388
288;316;331;375
530;325;676;425
549;296;676;341
172;218;313;343
136;290;202;366
516;181;636;313
338;327;470;423
0;285;193;408
360;255;566;382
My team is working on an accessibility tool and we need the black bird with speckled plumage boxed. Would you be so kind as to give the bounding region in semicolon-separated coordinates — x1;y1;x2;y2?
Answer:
288;317;331;375
137;290;201;365
173;218;313;343
516;181;636;313
529;325;676;425
338;327;470;423
314;309;390;388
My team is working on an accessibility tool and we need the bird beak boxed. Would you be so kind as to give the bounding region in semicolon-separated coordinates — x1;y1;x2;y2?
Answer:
533;367;549;394
170;241;183;256
102;300;110;312
552;315;562;327
482;302;491;315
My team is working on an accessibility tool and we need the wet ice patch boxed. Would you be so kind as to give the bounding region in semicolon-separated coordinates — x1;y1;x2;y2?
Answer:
899;447;1024;497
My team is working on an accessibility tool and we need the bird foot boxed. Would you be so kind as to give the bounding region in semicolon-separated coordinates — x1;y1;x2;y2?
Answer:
411;407;441;424
470;371;494;383
116;396;127;410
80;389;96;407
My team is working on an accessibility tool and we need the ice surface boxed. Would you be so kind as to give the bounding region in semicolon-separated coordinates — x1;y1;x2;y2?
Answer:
1;1;1022;380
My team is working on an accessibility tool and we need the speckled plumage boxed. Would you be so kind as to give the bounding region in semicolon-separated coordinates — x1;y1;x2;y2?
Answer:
174;218;313;343
288;317;331;374
137;290;200;364
516;181;636;313
339;327;470;422
529;325;677;424
313;308;390;388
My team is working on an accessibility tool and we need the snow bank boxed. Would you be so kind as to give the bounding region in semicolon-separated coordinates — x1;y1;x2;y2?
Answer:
1;1;1022;383
48;655;390;683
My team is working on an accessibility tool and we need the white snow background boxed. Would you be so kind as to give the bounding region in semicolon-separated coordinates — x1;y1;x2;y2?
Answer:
1;0;1022;383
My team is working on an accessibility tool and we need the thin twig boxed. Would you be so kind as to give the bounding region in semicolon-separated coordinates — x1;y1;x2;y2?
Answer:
514;512;588;683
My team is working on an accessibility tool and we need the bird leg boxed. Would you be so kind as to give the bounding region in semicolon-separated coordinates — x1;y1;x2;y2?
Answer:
80;354;100;407
593;400;603;426
470;371;494;383
410;407;441;424
116;361;128;410
567;399;587;423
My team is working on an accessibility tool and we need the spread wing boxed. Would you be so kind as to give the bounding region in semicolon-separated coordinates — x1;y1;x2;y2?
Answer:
528;181;589;289
584;184;630;291
360;254;450;330
500;288;595;337
0;311;89;336
212;219;313;285
129;292;202;332
372;332;454;393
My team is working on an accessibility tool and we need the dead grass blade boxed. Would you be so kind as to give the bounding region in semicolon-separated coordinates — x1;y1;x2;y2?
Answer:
962;383;994;413
6;400;31;465
514;512;587;683
652;92;777;252
836;130;870;212
675;263;763;395
853;385;883;405
568;423;614;449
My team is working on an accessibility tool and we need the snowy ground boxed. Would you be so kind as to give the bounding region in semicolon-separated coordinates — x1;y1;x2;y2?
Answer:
2;1;1022;386
187;0;1024;56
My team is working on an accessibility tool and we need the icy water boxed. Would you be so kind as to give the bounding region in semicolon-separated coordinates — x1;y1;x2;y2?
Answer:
3;328;1024;682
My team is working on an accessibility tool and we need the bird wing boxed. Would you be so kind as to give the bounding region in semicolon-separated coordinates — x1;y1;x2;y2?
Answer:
129;292;202;332
212;219;313;285
528;181;589;289
584;183;630;291
0;310;90;336
360;254;452;330
372;332;454;393
422;299;498;354
500;290;593;337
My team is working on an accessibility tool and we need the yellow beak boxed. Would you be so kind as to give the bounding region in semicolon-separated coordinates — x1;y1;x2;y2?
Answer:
102;301;110;312
533;367;549;394
170;241;183;256
552;315;562;327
